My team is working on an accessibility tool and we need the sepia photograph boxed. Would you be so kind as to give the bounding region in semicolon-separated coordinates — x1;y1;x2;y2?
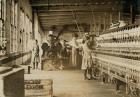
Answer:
0;0;140;97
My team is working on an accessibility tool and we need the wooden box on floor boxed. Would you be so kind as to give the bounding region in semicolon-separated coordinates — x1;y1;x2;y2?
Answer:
25;79;53;97
0;67;24;97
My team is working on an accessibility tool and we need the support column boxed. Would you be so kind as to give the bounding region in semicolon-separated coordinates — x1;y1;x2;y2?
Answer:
110;12;113;24
90;22;94;35
104;13;107;31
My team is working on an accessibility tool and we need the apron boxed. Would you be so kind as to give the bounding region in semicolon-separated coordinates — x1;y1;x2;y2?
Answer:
81;41;92;70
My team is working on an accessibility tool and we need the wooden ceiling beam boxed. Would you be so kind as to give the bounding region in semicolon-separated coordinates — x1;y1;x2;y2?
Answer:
41;23;75;27
33;5;120;13
41;22;90;26
34;5;117;10
34;6;120;13
38;13;89;16
40;18;90;22
40;20;87;24
39;15;91;20
40;21;74;24
30;0;121;31
31;3;116;7
30;0;121;7
38;11;106;16
39;16;73;19
30;0;119;4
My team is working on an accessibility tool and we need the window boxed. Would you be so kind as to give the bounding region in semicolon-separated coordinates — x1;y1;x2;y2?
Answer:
10;0;18;53
25;15;32;52
19;9;24;52
0;0;6;55
19;8;33;52
0;0;2;18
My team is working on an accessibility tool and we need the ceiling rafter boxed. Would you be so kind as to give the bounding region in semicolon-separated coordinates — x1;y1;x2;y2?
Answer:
30;0;121;7
30;0;121;30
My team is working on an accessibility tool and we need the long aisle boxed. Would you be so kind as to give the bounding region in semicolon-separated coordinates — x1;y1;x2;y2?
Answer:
25;70;127;97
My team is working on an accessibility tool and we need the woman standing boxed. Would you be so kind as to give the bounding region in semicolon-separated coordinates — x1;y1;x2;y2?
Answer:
59;40;67;69
69;33;79;68
81;35;93;80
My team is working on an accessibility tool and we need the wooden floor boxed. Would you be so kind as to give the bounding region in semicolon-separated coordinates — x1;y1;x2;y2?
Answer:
25;69;130;97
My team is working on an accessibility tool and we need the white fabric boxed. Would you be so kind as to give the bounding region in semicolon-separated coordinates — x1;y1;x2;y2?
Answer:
69;38;79;67
81;40;93;69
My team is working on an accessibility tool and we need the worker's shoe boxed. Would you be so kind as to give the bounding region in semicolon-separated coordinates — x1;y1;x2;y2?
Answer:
90;76;96;80
84;77;90;80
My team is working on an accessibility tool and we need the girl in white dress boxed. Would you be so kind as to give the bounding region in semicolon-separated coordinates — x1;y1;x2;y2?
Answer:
69;33;79;67
81;36;93;80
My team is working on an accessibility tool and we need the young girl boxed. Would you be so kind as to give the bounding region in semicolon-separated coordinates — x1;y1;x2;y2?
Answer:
81;35;93;80
32;40;40;69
